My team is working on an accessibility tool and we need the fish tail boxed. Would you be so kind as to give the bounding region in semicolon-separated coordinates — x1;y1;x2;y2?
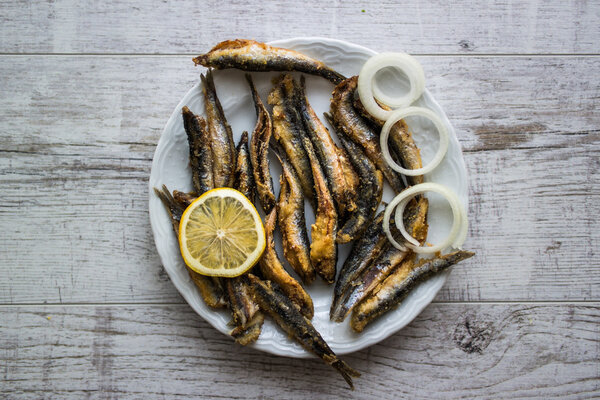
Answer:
331;359;360;390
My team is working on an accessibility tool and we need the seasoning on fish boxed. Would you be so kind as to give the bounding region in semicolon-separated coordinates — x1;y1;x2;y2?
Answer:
329;76;405;193
258;208;314;318
229;311;265;346
324;115;383;244
351;250;475;332
330;197;428;322
276;152;316;284
297;76;358;219
181;106;213;194
268;74;315;200
233;131;255;199
154;185;227;308
330;210;388;320
193;39;346;84
354;98;424;186
302;136;338;284
246;74;276;214
247;274;361;389
201;69;236;188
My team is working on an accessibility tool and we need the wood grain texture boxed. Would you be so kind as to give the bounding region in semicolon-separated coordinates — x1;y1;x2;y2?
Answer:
0;55;598;304
1;0;599;55
1;304;598;399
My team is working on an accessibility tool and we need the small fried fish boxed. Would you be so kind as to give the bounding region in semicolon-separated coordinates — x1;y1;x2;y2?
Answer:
246;74;276;214
269;74;315;200
182;106;214;194
233;131;255;199
277;152;316;284
258;208;314;319
297;76;358;219
303;136;338;284
201;70;236;188
351;250;475;332
193;39;346;84
247;274;360;389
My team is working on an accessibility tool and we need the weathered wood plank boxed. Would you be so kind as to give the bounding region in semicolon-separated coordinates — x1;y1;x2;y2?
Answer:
1;304;598;399
0;56;598;303
1;1;599;54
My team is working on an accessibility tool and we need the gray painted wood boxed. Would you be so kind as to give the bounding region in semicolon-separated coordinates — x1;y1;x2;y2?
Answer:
1;1;599;54
0;56;597;304
1;304;598;399
1;2;599;398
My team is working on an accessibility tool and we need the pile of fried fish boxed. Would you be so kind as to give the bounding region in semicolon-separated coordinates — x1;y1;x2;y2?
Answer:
155;39;474;389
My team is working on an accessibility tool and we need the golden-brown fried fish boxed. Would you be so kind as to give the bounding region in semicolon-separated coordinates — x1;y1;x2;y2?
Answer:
193;39;346;84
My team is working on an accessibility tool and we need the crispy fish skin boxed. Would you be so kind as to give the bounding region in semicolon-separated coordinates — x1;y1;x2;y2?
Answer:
354;98;424;186
297;76;358;219
233;131;255;199
303;136;338;284
153;185;227;309
247;274;360;389
330;197;429;322
330;211;388;320
230;311;264;345
351;250;475;332
277;153;316;284
329;76;405;193
201;70;236;188
225;276;261;328
325;119;383;244
246;74;276;214
258;208;314;319
182;106;214;194
193;39;346;84
268;74;315;200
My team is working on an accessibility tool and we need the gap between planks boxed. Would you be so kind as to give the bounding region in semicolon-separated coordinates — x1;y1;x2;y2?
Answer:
0;53;600;57
1;300;599;308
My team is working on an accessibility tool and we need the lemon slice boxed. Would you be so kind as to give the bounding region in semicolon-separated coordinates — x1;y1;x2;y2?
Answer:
178;188;266;277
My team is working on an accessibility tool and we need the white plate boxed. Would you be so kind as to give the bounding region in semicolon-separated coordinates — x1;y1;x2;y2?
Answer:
149;37;468;358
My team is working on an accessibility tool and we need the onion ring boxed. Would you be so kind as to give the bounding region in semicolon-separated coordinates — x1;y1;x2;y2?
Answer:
380;107;449;176
357;52;425;120
383;183;468;254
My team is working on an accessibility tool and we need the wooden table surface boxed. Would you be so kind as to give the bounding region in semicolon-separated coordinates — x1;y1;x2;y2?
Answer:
1;1;599;398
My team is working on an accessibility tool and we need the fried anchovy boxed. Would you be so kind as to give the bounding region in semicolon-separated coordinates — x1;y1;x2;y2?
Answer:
302;136;338;284
230;311;265;346
193;39;346;84
153;185;227;308
329;76;405;193
330;210;388;320
276;152;316;284
233;131;255;199
246;74;276;214
258;208;314;318
330;197;429;322
354;98;424;186
268;74;315;200
247;274;360;389
201;69;236;188
297;76;358;219
324;115;383;244
182;106;213;194
351;250;475;332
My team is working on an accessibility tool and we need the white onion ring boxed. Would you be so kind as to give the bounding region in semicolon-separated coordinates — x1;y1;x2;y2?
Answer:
357;53;425;120
380;107;449;176
383;183;468;254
